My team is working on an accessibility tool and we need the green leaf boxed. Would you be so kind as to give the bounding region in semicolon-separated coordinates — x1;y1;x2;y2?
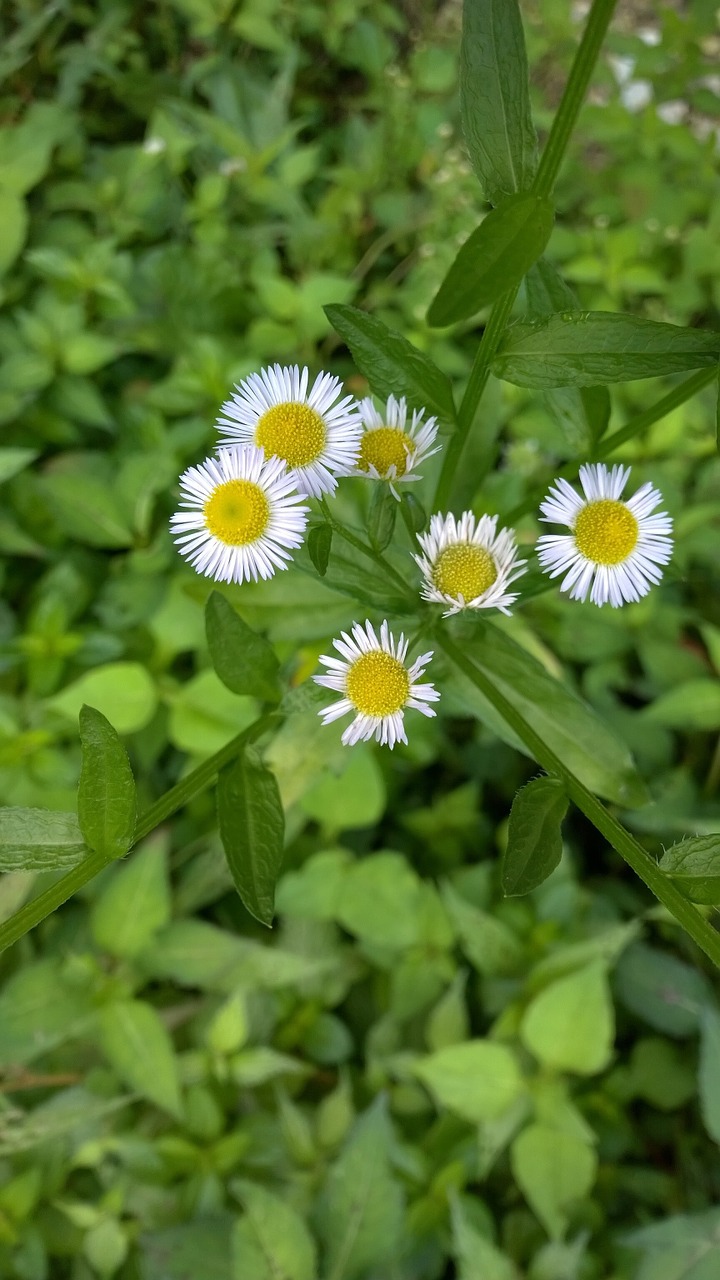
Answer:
307;522;333;576
494;312;720;388
217;748;285;926
699;1007;720;1145
450;1192;516;1280
232;1181;317;1280
300;747;386;832
502;776;568;896
520;962;614;1075
0;808;88;872
367;483;397;552
0;189;28;274
511;1124;597;1240
316;1099;405;1280
614;942;713;1037
98;999;182;1117
659;835;720;904
414;1040;524;1123
441;881;523;976
428;194;554;326
643;680;720;731
49;663;158;735
141;1219;234;1280
41;465;134;548
205;592;281;702
324;303;456;422
460;0;537;204
401;490;426;533
91;835;171;958
0;960;94;1068
77;705;137;860
0;447;37;486
336;851;423;950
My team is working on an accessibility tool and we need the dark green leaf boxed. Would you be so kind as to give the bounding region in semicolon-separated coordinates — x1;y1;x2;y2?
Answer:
325;303;456;423
217;747;285;926
494;312;720;388
502;776;568;896
460;0;537;204
428;194;554;326
367;484;397;551
307;522;333;576
205;592;281;703
614;942;713;1037
659;835;720;904
699;1007;720;1144
401;490;426;534
77;705;137;860
0;807;89;872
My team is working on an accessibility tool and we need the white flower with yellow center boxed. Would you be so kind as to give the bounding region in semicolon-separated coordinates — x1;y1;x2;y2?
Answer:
171;445;309;584
536;463;673;607
352;395;440;499
215;364;361;499
415;511;527;616
314;619;439;749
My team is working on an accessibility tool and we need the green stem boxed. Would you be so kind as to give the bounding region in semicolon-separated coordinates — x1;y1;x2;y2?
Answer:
318;497;415;601
0;714;280;955
438;631;720;968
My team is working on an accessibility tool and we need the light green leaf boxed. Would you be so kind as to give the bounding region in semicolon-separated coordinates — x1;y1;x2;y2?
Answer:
232;1181;317;1280
91;835;171;959
414;1040;524;1123
0;448;37;486
99;999;182;1117
49;663;158;735
300;748;386;833
168;669;258;757
217;749;285;926
699;1007;720;1144
0;960;94;1068
659;835;720;904
41;465;134;548
643;680;720;731
0;808;88;872
428;194;553;326
502;776;568;896
336;851;423;950
276;849;353;920
521;962;614;1075
138;920;331;992
511;1123;597;1240
206;592;281;702
450;1192;517;1280
0;189;28;274
140;1219;234;1280
77;705;137;860
441;882;523;976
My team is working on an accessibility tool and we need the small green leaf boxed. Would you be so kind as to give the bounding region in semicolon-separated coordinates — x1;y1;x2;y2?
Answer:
0;808;88;872
232;1181;317;1280
0;189;28;274
643;679;720;731
428;194;554;326
414;1040;524;1123
307;522;333;576
614;942;713;1037
49;662;158;734
325;303;456;422
659;835;720;904
367;483;397;551
401;490;426;533
99;999;182;1117
520;962;614;1075
502;776;568;896
511;1123;597;1240
205;592;280;702
217;748;285;926
460;0;537;204
699;1006;720;1144
494;312;720;388
0;448;37;486
450;1191;516;1280
90;835;171;958
77;705;137;860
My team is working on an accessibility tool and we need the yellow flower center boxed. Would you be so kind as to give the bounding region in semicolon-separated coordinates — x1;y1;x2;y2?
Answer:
358;427;414;478
433;543;498;600
573;499;639;565
255;402;326;468
204;479;270;546
345;650;410;717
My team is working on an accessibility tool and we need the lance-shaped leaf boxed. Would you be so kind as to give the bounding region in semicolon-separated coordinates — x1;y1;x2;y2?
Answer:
205;591;280;703
502;776;568;896
307;522;332;576
659;835;720;904
0;808;89;872
217;747;285;926
428;194;554;327
77;705;136;860
324;304;456;423
494;311;720;388
367;484;397;552
460;0;538;204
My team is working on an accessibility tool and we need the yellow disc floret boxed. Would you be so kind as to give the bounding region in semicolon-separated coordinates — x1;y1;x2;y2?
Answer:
346;650;410;717
433;543;497;600
204;479;270;546
573;499;639;565
358;427;414;478
255;402;326;468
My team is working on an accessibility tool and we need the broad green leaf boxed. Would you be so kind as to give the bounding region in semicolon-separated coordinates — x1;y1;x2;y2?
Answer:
99;999;182;1117
205;592;281;702
83;1220;128;1276
77;705;137;860
0;102;72;194
217;748;285;926
428;194;554;326
659;835;720;904
493;312;720;388
138;920;331;992
324;303;456;422
91;835;171;958
336;851;423;949
441;882;523;976
49;663;158;735
460;0;537;204
511;1124;597;1240
0;448;37;486
232;1181;316;1280
502;776;568;896
300;747;386;832
450;1192;516;1280
0;960;94;1068
307;522;332;576
276;849;353;921
614;942;713;1037
627;1038;695;1111
140;1218;234;1280
367;483;397;552
0;189;28;274
168;669;258;757
699;1007;720;1144
0;808;88;872
520;962;614;1075
643;680;720;731
41;465;134;548
316;1099;405;1280
414;1040;524;1123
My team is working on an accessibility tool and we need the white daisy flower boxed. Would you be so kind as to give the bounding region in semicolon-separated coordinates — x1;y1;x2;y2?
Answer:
171;445;309;584
536;463;673;608
314;619;439;749
215;364;361;499
352;394;441;499
414;511;527;617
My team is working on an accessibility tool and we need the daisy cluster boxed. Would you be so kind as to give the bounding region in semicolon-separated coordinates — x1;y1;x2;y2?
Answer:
170;363;673;749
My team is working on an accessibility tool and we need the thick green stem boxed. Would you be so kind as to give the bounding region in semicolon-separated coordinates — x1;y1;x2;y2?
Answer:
0;714;280;955
439;632;720;968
